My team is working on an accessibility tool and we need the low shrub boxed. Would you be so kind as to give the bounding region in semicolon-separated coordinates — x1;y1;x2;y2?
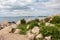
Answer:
34;19;40;22
28;21;39;29
50;16;60;24
21;19;26;24
17;24;27;35
39;26;60;40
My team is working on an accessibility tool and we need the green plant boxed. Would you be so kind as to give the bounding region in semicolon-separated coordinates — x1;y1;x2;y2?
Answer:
27;19;39;24
39;26;60;40
40;22;45;26
17;24;27;35
34;19;40;22
21;19;26;24
50;16;60;24
28;21;39;29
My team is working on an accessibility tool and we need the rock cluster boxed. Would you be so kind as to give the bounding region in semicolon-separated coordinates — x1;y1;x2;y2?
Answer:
0;15;60;40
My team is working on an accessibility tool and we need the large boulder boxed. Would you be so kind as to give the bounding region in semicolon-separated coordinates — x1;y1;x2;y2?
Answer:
11;24;17;28
16;20;21;25
14;29;20;34
0;26;12;35
31;27;39;35
27;32;35;40
0;33;30;40
45;36;51;40
26;19;32;23
36;33;43;39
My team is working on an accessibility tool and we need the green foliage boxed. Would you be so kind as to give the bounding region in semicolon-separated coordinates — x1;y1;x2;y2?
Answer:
34;19;40;22
27;19;39;24
16;16;60;40
21;19;26;24
28;21;39;29
39;26;60;40
40;22;45;26
17;24;27;35
50;16;60;24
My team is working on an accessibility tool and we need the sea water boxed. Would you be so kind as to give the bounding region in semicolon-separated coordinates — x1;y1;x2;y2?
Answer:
0;16;46;22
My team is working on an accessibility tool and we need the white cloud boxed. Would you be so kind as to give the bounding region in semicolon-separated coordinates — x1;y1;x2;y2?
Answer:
0;0;60;17
35;0;60;9
0;0;33;8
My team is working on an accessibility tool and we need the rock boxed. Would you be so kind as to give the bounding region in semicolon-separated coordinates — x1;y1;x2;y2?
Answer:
45;36;51;40
0;35;4;40
11;24;17;28
43;39;46;40
26;25;30;29
0;26;12;35
0;24;7;29
26;19;32;23
1;33;30;40
14;29;20;34
16;20;21;25
27;32;35;40
27;30;35;40
44;17;51;22
2;20;8;25
45;23;50;26
49;24;55;26
48;18;53;22
45;22;55;26
38;23;40;25
31;27;39;35
36;33;43;39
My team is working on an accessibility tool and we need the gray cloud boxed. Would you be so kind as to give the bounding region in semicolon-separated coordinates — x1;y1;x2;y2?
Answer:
0;0;60;17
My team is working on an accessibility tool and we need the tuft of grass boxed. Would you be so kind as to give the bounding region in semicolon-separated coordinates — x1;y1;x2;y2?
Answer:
17;24;27;35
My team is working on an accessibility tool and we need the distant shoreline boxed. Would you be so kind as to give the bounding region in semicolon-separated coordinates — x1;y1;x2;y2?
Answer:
0;16;47;17
0;16;46;22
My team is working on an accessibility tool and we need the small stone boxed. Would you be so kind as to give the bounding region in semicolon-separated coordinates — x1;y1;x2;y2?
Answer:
36;33;43;39
16;20;21;25
11;24;17;28
26;19;32;23
32;27;39;35
45;22;50;26
45;23;55;26
49;24;55;26
14;29;20;34
26;25;30;29
38;23;40;25
45;36;51;40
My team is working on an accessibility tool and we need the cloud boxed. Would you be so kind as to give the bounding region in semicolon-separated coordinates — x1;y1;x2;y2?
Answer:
0;0;60;17
0;0;33;8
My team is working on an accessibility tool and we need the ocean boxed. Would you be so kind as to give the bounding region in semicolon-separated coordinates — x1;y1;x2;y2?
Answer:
0;16;46;22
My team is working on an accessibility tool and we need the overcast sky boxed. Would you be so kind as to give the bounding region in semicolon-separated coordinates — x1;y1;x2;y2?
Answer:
0;0;60;17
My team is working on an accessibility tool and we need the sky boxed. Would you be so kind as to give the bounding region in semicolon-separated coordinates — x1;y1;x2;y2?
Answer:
0;0;60;17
